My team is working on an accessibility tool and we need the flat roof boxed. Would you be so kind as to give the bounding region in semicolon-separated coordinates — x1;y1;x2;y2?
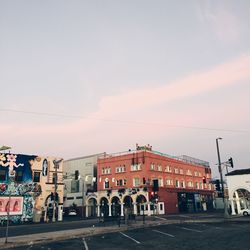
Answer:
226;168;250;176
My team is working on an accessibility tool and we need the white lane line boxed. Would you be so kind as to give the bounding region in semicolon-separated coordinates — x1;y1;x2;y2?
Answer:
154;216;168;220
152;229;175;238
179;215;191;218
82;237;89;250
179;227;203;233
193;223;222;230
119;232;141;244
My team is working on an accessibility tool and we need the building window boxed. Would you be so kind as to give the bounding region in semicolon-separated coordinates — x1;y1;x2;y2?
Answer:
180;180;185;188
0;170;6;181
104;181;109;189
133;177;140;187
116;165;126;173
186;170;192;176
15;171;23;182
166;179;173;186
158;178;163;187
102;167;111;174
131;164;141;171
157;165;162;171
116;179;126;186
200;182;203;189
165;165;171;172
179;169;183;174
71;180;80;193
150;163;155;170
175;180;179;188
174;168;179;174
187;181;193;187
33;171;41;182
195;182;199;189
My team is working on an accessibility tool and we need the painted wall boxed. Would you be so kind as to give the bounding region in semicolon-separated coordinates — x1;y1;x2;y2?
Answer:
0;153;63;223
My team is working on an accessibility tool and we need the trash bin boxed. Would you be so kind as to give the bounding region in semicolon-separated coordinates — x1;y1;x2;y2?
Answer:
33;209;42;223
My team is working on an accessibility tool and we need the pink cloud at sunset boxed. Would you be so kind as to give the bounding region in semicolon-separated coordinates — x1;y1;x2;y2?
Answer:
2;52;249;143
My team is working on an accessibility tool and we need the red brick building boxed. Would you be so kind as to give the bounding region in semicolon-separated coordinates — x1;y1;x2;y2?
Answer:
86;145;213;217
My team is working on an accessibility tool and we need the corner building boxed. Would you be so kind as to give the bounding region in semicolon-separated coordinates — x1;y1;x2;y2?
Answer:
94;146;213;216
0;153;64;223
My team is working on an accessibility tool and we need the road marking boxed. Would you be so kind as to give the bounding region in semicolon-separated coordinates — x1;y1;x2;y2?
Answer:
179;215;191;218
194;223;222;230
152;229;175;238
154;216;168;220
119;232;141;244
179;226;203;233
82;237;89;250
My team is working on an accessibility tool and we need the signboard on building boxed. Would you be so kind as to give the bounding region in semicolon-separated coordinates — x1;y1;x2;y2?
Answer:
0;196;23;216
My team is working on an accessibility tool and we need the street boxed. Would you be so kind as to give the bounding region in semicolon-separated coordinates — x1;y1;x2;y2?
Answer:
1;213;250;250
6;221;250;250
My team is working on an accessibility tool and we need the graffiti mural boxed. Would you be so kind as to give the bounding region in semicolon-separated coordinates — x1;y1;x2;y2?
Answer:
0;153;41;223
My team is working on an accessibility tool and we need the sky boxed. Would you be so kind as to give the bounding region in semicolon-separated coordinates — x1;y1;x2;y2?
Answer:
0;0;250;179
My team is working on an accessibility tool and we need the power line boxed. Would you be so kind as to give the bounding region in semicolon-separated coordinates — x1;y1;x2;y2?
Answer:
0;108;249;133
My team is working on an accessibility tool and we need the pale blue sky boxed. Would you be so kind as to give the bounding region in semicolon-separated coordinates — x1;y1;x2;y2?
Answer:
1;0;250;178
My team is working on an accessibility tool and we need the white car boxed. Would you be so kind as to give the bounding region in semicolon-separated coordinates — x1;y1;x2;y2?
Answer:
68;210;77;216
241;208;250;216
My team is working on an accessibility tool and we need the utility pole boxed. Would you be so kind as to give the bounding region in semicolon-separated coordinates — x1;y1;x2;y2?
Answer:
52;159;63;222
216;138;224;200
216;138;229;217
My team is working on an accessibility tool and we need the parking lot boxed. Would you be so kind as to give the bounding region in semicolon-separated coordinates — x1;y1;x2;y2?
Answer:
9;220;250;250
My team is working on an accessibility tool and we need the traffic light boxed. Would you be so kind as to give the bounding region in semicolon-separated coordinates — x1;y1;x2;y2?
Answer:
150;191;155;201
228;157;234;168
215;180;221;191
75;170;79;180
202;176;206;184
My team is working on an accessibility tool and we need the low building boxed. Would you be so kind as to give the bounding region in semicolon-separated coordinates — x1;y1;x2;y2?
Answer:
226;169;250;215
0;152;63;223
63;153;105;216
85;145;214;217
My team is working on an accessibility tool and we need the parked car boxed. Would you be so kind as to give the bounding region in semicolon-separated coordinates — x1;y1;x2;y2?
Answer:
240;208;250;216
68;209;77;216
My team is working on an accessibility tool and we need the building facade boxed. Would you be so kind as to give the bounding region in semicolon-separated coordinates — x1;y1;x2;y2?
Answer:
63;153;105;216
0;153;63;223
226;169;250;215
85;145;214;217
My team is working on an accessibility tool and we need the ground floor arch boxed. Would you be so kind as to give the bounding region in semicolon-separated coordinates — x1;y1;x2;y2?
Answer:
229;188;250;215
86;197;98;217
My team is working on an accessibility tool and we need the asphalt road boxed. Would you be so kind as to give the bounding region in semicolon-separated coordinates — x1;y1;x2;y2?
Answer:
6;221;250;250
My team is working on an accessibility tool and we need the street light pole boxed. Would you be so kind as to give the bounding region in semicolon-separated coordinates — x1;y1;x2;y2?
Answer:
216;138;229;217
216;138;224;200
